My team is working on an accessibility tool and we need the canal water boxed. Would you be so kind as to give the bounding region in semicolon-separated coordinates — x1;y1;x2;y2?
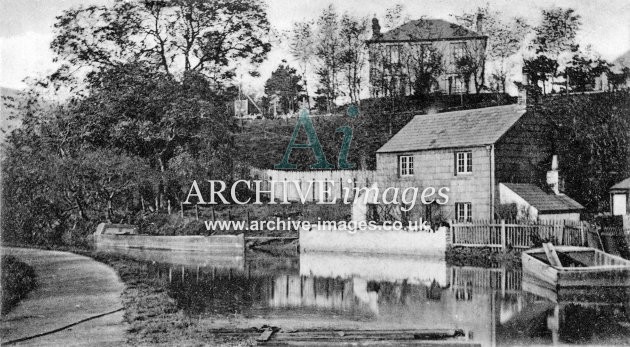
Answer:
111;248;630;346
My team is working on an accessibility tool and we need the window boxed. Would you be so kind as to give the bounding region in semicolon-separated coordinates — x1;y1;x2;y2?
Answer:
455;151;472;174
455;202;472;222
451;76;464;94
421;43;432;61
399;155;414;177
451;42;466;62
387;45;402;65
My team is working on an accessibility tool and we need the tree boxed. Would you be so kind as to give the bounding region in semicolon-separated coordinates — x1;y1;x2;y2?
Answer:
524;55;559;94
339;14;370;104
66;63;235;208
288;21;316;108
564;52;611;92
264;61;305;114
383;4;410;31
314;5;343;112
531;7;581;58
402;44;444;96
609;67;630;91
51;0;272;86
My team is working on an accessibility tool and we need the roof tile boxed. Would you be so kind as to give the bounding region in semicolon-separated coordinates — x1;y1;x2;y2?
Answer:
379;19;482;41
377;104;526;153
502;183;584;212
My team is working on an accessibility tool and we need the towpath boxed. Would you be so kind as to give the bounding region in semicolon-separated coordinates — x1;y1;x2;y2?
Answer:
1;247;127;346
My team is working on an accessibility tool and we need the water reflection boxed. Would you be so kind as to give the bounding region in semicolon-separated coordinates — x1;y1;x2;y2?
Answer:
108;247;630;346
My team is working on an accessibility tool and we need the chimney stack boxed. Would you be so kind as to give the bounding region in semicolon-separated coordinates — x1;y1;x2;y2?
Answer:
546;155;560;195
372;17;381;39
476;13;483;33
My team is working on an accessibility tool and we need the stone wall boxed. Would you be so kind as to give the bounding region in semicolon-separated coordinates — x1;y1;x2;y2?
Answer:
299;226;446;257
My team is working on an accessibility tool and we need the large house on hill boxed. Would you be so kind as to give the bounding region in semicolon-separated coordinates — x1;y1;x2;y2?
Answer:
367;17;487;97
375;81;583;224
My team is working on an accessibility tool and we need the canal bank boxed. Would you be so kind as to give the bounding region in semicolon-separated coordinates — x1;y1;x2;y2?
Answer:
0;247;128;346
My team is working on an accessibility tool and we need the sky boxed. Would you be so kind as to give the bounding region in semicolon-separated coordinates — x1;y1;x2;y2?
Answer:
1;0;629;93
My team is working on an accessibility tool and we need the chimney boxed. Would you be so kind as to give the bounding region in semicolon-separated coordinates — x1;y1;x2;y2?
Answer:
476;13;483;33
372;17;381;39
546;155;560;195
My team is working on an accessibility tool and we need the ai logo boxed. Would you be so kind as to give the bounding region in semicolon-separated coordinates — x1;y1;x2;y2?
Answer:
274;106;358;170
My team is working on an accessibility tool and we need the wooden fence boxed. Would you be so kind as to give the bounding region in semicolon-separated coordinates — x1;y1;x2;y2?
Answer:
449;219;585;250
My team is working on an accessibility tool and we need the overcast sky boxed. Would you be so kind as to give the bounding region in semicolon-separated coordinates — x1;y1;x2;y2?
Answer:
1;0;629;93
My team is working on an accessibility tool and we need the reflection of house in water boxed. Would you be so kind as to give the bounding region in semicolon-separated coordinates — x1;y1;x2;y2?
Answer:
140;251;629;346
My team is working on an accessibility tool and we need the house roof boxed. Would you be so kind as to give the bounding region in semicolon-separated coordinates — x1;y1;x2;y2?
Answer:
377;19;483;42
502;183;584;213
611;177;630;191
377;104;526;153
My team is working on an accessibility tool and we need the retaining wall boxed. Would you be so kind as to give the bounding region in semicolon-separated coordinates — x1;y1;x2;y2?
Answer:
299;226;446;257
94;231;244;255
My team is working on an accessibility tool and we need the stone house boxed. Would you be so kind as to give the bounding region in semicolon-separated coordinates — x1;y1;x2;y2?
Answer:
367;17;487;97
375;80;583;224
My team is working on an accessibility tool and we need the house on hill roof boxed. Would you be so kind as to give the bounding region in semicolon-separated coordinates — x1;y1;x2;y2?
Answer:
367;17;487;97
376;19;484;42
375;83;584;224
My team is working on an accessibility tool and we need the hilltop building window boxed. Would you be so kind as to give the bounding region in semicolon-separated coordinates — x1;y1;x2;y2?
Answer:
387;45;402;65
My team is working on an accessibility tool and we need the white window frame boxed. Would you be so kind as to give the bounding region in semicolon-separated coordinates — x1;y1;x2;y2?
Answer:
399;155;414;177
451;42;467;62
387;45;402;65
456;151;473;174
455;202;472;222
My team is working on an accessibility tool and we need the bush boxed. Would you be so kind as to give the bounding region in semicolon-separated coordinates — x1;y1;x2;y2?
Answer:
1;256;37;315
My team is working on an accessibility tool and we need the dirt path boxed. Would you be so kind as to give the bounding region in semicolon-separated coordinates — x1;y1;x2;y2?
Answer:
1;247;128;346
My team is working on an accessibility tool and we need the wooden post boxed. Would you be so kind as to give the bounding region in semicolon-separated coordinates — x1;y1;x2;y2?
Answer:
195;204;199;221
543;243;562;267
180;202;184;218
500;219;506;251
212;206;216;221
141;196;145;213
167;199;172;215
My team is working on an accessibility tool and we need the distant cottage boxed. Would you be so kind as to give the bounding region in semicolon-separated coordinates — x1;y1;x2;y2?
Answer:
375;75;584;224
367;17;487;97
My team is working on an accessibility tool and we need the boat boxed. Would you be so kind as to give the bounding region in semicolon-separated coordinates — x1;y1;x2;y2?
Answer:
522;244;630;303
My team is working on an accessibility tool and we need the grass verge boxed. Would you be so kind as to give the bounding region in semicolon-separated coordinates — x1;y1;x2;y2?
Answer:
89;252;255;346
1;255;37;315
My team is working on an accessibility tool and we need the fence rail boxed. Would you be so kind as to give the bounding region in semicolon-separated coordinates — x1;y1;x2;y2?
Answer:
449;219;586;250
